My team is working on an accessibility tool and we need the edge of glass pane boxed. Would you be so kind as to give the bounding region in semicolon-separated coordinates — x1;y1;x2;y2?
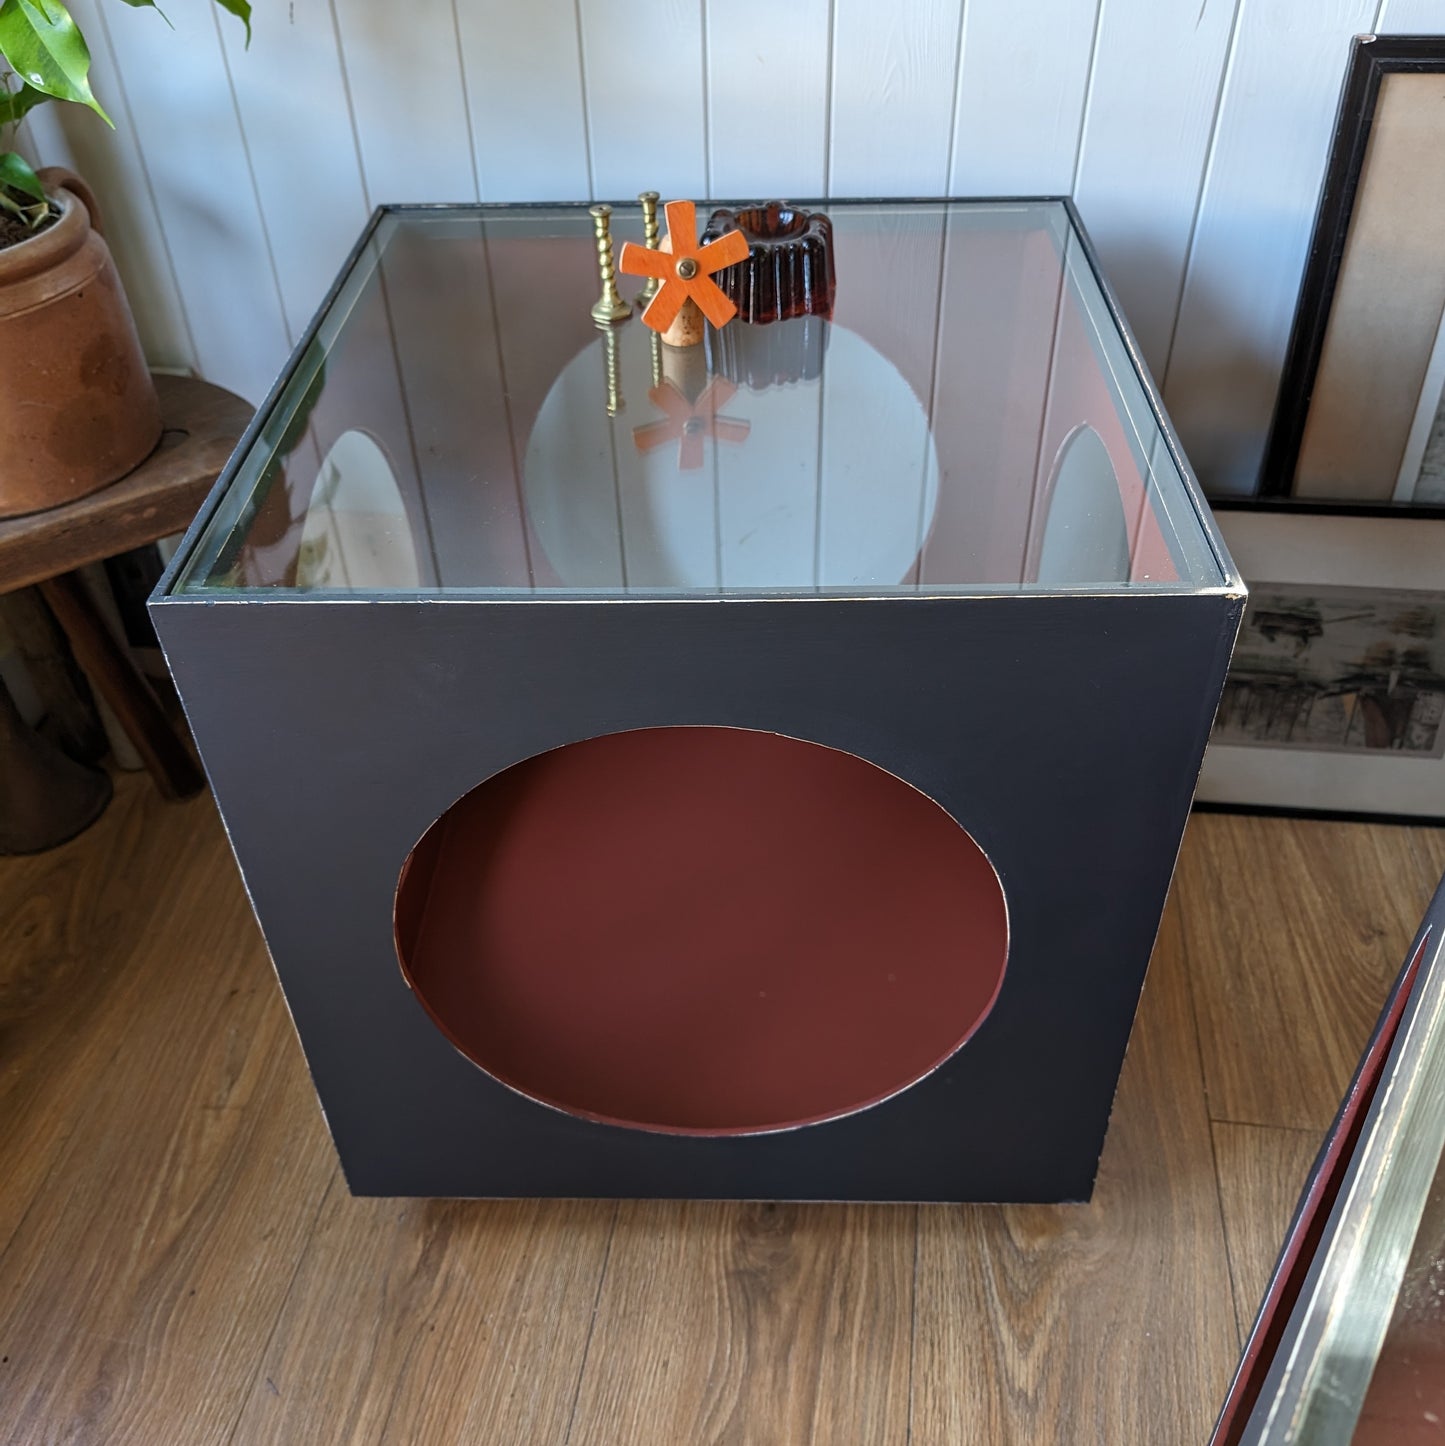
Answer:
157;197;1245;605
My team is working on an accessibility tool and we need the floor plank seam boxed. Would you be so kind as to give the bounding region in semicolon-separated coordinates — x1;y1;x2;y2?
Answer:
1206;1118;1324;1137
1208;1122;1250;1355
904;1201;920;1446
0;1125;75;1278
220;1167;342;1446
373;1249;442;1446
1175;896;1246;1356
0;833;175;1243
0;977;148;1283
560;1198;620;1446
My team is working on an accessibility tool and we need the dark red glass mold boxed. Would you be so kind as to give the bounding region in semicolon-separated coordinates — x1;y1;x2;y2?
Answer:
703;202;836;323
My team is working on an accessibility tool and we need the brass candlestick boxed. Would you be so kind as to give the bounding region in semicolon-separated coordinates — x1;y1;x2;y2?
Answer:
638;191;661;303
589;204;631;325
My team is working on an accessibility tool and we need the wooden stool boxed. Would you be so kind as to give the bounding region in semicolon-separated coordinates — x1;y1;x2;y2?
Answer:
0;374;251;800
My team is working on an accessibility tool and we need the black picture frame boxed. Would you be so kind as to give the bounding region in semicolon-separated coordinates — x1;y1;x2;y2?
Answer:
1197;497;1445;825
1261;34;1445;499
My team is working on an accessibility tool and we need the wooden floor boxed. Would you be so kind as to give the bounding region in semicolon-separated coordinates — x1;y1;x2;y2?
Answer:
2;776;1442;1444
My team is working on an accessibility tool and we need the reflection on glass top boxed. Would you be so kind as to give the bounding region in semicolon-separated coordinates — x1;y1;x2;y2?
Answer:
173;200;1228;598
1355;1157;1445;1442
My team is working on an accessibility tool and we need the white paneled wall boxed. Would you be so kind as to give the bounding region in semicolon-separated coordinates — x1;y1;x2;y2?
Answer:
24;0;1445;493
829;0;961;195
951;0;1097;196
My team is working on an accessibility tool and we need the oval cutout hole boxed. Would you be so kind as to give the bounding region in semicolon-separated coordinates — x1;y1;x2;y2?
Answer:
395;727;1008;1135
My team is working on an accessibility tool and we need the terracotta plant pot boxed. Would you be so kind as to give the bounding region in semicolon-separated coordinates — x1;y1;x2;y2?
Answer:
0;166;162;520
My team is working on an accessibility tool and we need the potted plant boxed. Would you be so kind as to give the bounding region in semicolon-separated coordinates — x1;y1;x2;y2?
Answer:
0;0;250;518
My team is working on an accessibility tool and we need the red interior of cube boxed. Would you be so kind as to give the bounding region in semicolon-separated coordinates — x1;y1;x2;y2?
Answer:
394;726;1009;1135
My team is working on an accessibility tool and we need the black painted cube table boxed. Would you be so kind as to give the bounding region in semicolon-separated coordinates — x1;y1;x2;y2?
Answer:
151;199;1243;1201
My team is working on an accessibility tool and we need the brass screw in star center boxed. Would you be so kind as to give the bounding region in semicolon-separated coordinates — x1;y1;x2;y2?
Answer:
589;204;632;326
675;257;698;280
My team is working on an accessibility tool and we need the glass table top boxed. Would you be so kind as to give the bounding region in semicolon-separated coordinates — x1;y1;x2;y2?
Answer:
171;199;1230;599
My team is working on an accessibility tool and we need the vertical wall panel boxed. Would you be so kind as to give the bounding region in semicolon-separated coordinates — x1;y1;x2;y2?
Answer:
1378;0;1445;28
99;0;289;404
950;0;1099;197
220;0;369;341
707;0;830;198
23;2;195;372
828;0;962;196
580;0;707;198
456;0;591;200
334;1;478;203
1163;0;1377;496
1072;0;1240;375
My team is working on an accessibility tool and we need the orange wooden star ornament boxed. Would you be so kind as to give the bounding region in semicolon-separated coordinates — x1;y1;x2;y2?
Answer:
618;200;749;337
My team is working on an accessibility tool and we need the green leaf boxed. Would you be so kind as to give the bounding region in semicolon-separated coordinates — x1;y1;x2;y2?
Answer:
0;78;49;125
211;0;250;46
0;0;112;125
112;0;173;29
0;147;45;202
